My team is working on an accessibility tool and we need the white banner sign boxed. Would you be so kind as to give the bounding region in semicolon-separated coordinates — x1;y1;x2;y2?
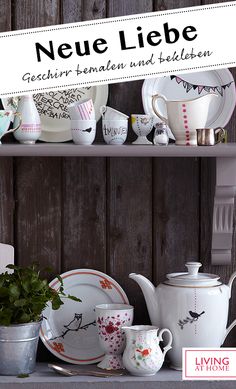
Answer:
183;348;236;380
0;1;235;97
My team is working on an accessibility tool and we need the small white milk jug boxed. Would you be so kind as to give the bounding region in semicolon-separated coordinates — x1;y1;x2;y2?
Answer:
13;95;41;144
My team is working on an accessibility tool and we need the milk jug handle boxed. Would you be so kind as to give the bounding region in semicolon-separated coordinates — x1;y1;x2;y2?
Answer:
152;95;168;125
157;328;173;357
222;271;236;344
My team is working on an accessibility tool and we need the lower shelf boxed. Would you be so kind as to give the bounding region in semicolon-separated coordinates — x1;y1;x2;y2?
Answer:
0;363;234;388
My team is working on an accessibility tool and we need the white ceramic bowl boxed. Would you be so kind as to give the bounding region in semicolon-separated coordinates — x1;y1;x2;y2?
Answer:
71;119;96;145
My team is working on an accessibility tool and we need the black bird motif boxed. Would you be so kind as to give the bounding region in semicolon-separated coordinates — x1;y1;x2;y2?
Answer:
82;127;92;133
189;311;205;320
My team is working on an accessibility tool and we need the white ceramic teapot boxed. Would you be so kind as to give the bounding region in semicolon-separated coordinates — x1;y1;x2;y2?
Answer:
129;262;236;370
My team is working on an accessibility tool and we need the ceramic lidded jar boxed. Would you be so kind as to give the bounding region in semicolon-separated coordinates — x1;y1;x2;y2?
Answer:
13;95;41;144
129;262;236;370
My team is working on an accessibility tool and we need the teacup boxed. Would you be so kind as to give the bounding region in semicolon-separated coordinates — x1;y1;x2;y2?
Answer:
71;119;96;145
131;114;154;145
0;111;21;143
100;106;129;120
102;119;128;145
95;303;134;370
68;98;95;120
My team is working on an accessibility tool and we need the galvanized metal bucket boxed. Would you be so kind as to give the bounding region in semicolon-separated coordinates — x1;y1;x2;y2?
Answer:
0;321;41;375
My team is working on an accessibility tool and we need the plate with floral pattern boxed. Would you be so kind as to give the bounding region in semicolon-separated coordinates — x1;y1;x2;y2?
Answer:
40;269;129;364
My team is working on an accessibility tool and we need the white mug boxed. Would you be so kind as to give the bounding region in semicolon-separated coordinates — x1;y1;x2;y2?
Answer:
68;98;95;120
71;119;96;145
100;106;129;120
102;119;128;145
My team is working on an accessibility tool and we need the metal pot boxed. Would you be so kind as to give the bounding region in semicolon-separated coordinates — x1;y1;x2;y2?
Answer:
0;321;41;375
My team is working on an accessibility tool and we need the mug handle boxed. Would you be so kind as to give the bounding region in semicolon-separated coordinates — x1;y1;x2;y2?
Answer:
214;127;226;144
157;328;173;357
152;94;168;125
100;105;107;117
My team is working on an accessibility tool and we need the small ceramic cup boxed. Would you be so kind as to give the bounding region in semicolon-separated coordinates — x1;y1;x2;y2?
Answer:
95;303;134;370
131;114;154;145
71;119;96;145
102;119;128;145
68;98;95;120
100;106;129;121
0;111;22;144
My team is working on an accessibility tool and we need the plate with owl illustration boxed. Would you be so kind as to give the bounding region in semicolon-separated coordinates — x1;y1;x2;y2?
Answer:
40;269;128;364
33;85;108;142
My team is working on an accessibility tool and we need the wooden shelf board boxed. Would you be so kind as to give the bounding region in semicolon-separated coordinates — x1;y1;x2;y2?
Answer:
0;363;234;388
0;143;235;157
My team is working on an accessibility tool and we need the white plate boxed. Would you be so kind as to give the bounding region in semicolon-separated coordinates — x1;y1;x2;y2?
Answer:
40;269;129;364
34;86;108;142
142;69;236;140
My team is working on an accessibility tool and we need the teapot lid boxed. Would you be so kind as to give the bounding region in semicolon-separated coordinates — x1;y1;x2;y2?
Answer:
165;262;221;287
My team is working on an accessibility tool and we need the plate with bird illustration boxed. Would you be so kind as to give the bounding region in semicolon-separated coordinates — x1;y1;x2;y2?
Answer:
40;269;129;364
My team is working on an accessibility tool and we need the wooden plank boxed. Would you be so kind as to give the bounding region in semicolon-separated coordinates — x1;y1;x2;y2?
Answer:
107;0;153;143
0;1;14;246
200;0;236;347
152;0;201;287
107;158;153;324
13;0;62;275
61;2;107;273
106;0;153;324
62;157;106;271
12;0;60;29
14;158;61;273
0;0;11;31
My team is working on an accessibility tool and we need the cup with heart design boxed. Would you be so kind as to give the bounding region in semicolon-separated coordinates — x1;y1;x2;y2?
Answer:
71;119;96;145
95;303;134;370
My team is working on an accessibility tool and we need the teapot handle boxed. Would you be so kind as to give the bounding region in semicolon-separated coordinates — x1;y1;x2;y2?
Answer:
222;271;236;344
152;94;168;125
157;328;173;357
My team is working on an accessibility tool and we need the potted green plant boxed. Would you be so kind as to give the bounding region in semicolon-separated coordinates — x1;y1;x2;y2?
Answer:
0;264;80;376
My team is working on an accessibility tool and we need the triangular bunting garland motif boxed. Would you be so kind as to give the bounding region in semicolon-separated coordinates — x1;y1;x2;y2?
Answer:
170;75;232;96
198;86;204;94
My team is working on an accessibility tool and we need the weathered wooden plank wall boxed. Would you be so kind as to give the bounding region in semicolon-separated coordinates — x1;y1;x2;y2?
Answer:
0;0;235;362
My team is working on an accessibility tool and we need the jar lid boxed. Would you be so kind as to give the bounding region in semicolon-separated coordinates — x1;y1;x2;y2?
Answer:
165;262;221;287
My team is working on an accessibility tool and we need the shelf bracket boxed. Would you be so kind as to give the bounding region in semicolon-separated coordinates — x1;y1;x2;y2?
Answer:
211;158;236;265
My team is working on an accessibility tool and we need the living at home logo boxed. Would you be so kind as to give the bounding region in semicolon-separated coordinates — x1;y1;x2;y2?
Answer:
183;349;236;380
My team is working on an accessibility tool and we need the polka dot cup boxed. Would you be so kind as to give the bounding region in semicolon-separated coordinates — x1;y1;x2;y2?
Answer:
152;93;218;146
95;303;134;370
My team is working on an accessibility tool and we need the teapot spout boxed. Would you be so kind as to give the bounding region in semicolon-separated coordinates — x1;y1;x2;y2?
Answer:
129;273;159;326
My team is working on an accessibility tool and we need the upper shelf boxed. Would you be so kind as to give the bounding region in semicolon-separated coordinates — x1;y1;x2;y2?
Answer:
0;143;236;157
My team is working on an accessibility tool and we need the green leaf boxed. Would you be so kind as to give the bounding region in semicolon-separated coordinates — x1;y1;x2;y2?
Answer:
17;374;29;378
14;299;27;307
18;313;30;323
9;284;20;299
67;295;82;302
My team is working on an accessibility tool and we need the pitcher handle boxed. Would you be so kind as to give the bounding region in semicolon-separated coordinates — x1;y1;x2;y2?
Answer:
222;271;236;344
157;328;173;357
0;112;22;141
214;127;226;144
152;94;168;125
